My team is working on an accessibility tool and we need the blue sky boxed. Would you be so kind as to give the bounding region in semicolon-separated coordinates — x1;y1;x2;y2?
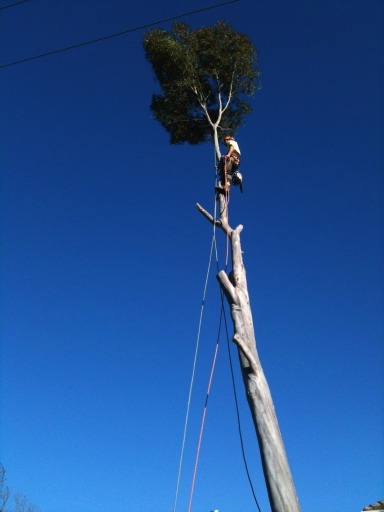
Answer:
0;1;383;511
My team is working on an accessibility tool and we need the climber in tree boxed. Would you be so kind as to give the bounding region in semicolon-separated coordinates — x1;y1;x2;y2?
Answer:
218;135;242;191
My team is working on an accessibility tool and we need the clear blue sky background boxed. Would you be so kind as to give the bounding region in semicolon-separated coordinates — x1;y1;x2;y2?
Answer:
1;1;383;511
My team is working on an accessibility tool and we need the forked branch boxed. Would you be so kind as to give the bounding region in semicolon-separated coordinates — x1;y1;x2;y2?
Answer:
196;193;233;236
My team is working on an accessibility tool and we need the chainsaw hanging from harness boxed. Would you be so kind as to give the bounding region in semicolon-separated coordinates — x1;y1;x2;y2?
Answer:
232;170;243;192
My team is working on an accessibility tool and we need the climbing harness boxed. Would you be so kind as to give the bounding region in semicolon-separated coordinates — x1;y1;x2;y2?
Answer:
216;153;243;194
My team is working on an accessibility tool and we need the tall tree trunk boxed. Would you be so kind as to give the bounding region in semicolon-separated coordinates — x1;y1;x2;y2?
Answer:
196;194;300;512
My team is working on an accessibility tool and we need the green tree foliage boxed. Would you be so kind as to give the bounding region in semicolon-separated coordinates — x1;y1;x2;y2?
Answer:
143;21;259;155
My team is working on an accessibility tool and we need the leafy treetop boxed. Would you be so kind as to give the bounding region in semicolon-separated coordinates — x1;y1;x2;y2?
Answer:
143;20;260;158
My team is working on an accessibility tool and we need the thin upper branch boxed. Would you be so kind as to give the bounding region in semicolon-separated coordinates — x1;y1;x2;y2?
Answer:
217;75;223;115
199;101;214;127
221;70;235;114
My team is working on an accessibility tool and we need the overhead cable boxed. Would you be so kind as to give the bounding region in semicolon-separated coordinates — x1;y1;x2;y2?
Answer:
0;0;240;69
0;0;31;10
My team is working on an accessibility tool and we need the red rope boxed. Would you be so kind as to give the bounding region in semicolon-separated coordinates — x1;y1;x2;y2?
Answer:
186;157;230;511
187;340;220;512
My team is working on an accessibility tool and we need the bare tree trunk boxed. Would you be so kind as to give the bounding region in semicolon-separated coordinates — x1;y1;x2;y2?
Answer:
196;194;300;512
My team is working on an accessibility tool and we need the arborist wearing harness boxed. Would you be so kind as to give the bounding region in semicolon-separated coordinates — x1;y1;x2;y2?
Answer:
217;135;243;193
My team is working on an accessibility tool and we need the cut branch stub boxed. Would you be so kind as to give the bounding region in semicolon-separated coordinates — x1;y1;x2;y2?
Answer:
196;191;234;237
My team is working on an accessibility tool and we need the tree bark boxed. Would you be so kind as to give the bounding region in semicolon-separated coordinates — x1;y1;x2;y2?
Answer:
196;194;300;512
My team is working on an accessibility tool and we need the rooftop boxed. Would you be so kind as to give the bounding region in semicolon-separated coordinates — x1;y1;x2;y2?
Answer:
362;500;384;511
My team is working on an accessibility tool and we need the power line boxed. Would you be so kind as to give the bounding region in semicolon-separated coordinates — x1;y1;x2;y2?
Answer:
0;0;31;10
0;0;240;69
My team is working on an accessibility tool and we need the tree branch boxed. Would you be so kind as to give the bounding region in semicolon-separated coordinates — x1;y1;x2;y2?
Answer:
196;202;222;227
196;197;233;237
232;333;259;374
216;270;236;303
221;70;235;114
200;101;214;127
217;75;223;113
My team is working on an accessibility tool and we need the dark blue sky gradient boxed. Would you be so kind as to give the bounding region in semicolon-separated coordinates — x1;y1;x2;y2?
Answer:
1;1;383;512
